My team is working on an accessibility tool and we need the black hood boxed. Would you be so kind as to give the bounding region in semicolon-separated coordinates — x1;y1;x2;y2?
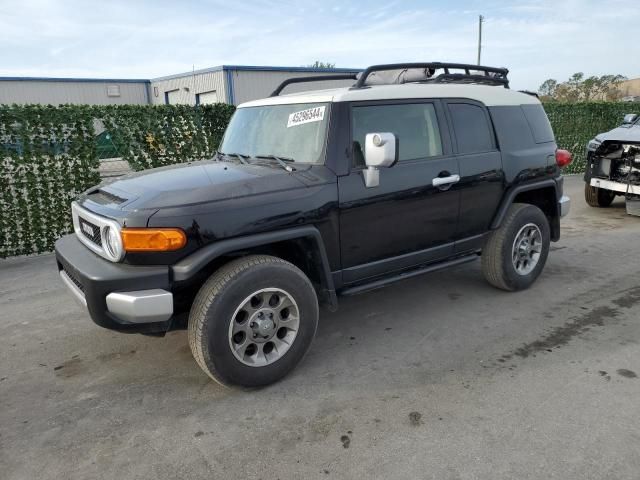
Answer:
84;160;309;211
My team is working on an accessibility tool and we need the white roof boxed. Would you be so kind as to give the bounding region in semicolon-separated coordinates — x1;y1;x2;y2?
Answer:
239;83;540;108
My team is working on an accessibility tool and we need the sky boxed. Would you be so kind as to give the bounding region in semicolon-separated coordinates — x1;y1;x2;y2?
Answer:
0;0;638;91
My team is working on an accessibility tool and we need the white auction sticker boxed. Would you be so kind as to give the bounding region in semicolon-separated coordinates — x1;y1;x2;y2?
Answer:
287;106;326;128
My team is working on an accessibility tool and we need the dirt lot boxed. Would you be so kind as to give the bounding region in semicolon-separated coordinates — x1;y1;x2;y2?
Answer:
1;175;639;479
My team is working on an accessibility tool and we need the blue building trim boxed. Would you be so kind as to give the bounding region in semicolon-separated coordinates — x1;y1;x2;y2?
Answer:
152;66;225;82
1;66;363;85
224;67;236;105
224;65;362;73
0;76;150;83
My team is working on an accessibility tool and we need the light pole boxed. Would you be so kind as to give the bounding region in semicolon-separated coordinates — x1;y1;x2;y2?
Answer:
477;15;484;65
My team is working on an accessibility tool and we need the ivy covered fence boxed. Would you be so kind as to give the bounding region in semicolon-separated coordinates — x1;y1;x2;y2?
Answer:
0;101;638;258
1;104;234;257
544;102;638;174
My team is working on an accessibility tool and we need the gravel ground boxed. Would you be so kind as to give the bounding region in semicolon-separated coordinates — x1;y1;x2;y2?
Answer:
1;175;639;479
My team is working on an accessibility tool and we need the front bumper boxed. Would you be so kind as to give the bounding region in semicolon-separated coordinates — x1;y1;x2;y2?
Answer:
591;177;640;196
559;195;571;218
55;234;174;334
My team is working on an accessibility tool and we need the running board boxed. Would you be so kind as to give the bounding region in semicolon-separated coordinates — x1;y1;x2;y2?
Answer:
340;254;479;296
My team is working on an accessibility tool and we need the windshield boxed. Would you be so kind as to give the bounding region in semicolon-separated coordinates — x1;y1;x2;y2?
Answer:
219;103;330;164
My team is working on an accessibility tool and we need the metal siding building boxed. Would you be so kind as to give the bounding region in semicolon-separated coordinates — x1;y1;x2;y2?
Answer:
222;66;361;105
149;66;361;106
0;78;149;105
149;68;227;105
0;66;361;106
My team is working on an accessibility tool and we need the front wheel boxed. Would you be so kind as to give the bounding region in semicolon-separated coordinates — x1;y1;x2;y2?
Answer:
481;203;550;291
585;184;615;207
188;255;319;387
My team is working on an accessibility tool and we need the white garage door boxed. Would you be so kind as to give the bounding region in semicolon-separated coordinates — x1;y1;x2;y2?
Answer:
165;89;180;104
197;90;219;104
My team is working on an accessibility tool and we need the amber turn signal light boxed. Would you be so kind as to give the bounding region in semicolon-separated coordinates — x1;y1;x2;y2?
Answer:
121;228;186;252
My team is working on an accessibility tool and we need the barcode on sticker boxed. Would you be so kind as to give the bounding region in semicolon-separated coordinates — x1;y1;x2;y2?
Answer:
287;106;326;128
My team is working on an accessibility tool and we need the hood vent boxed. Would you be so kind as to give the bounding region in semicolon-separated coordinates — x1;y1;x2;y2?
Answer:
88;189;127;205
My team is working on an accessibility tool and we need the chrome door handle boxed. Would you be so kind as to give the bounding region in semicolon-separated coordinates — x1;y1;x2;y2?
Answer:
432;174;460;187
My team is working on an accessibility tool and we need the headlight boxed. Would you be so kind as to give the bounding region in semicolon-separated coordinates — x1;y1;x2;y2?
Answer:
120;228;187;252
102;225;124;261
587;140;601;152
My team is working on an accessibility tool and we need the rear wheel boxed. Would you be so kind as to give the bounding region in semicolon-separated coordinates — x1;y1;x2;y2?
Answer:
188;255;319;387
481;203;550;291
585;184;615;207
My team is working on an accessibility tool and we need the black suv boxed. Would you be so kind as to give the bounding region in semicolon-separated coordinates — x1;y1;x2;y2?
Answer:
55;63;572;387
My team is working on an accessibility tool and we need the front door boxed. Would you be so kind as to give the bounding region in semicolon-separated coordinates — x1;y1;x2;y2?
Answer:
338;100;461;284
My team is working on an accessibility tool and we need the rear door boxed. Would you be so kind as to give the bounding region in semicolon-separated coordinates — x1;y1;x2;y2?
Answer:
337;100;461;283
445;100;504;252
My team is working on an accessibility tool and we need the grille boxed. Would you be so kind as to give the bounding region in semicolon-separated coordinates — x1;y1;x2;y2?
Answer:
62;266;85;293
78;216;102;247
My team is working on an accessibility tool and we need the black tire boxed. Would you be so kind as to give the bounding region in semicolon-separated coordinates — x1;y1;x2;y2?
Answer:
188;255;319;387
585;184;615;207
481;203;550;292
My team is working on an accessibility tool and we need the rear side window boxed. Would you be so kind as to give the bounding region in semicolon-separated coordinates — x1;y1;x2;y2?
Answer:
352;103;443;164
448;103;496;154
522;104;555;143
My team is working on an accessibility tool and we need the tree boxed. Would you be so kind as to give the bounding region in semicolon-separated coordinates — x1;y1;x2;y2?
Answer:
538;73;627;102
308;61;336;69
539;79;558;101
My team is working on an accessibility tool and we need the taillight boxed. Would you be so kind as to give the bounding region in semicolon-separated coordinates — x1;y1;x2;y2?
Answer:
555;149;573;168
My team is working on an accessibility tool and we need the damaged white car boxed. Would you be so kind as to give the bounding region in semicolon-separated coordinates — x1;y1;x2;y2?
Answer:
585;113;640;216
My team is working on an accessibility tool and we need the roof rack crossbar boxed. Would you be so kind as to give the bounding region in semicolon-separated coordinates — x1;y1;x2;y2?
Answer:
429;73;509;87
270;74;359;97
353;62;509;89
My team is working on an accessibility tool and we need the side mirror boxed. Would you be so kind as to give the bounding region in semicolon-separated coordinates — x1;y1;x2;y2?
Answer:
363;132;397;188
623;113;638;124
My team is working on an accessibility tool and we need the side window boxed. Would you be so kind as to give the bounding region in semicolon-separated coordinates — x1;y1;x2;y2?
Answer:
351;103;443;166
448;103;496;154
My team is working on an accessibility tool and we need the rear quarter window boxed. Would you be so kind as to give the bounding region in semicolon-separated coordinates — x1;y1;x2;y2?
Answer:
448;103;496;154
522;104;555;144
488;106;536;150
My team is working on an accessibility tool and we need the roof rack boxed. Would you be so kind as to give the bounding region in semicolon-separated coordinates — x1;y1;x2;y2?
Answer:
270;73;359;97
353;62;510;89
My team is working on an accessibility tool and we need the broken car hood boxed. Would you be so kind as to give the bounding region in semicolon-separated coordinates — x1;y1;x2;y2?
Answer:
594;124;640;144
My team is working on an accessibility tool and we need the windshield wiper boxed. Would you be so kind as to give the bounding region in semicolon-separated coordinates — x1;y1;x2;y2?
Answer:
253;154;296;172
216;151;250;165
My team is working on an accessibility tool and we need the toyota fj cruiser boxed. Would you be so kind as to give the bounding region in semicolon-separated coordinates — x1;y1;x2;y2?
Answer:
55;63;572;387
584;112;640;216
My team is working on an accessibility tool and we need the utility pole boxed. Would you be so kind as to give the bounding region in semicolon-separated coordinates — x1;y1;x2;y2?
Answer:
477;15;484;65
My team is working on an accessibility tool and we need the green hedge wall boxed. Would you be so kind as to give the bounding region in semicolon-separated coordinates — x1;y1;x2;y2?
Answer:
0;104;234;258
543;102;638;174
1;101;637;258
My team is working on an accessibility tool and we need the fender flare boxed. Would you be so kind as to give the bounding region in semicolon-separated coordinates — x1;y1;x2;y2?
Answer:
171;226;338;310
490;178;560;230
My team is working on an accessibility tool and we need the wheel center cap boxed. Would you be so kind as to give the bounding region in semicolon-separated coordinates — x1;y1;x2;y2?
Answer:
252;310;276;335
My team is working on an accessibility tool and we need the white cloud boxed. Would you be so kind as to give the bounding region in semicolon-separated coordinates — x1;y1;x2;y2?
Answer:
0;0;637;90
